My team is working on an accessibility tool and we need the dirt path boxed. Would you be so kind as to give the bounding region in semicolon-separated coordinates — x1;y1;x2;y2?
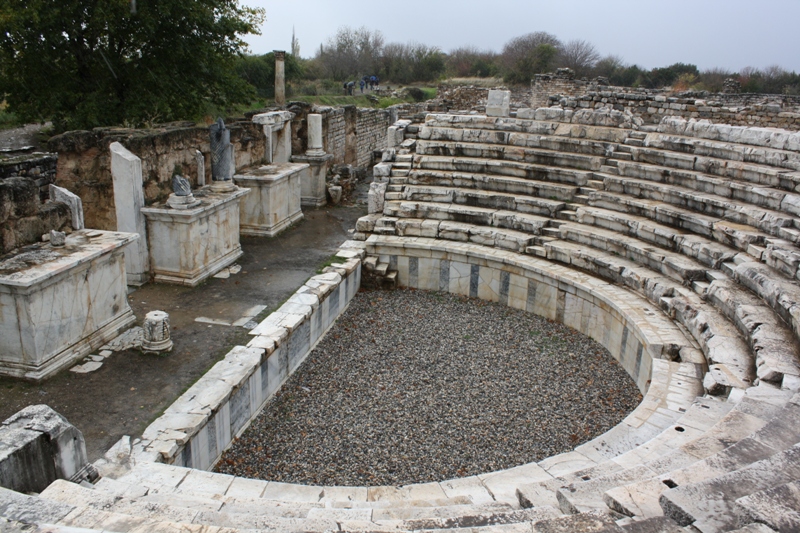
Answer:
0;205;366;460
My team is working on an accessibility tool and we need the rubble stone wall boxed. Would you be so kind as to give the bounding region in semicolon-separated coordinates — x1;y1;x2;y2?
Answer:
48;121;267;231
0;176;70;254
531;72;800;129
0;154;58;203
547;91;800;129
319;107;347;166
355;108;391;168
436;85;532;112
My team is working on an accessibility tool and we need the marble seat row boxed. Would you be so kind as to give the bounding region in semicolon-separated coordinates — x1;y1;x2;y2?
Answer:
352;110;800;529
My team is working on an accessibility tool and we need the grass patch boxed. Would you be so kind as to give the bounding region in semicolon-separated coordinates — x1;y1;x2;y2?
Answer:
316;252;342;274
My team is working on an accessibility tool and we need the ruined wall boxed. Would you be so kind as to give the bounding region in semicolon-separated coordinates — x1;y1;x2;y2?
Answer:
436;86;532;112
548;91;800;129
0;176;70;254
531;71;800;130
300;105;390;168
0;154;58;203
355;108;391;168
320;107;347;166
49;121;267;231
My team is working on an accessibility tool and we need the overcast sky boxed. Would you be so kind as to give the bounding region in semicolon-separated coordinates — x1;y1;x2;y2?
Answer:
241;0;800;73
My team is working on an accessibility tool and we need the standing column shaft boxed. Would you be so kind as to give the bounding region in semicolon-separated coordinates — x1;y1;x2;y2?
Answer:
274;50;286;106
307;113;324;156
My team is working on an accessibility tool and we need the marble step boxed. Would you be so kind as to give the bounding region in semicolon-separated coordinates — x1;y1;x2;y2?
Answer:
601;174;799;238
518;396;731;513
659;443;800;532
402;184;571;214
603;389;797;520
613;158;800;215
556;223;709;284
412;155;594;186
415;139;604;171
406;168;580;201
706;279;800;384
618;516;684;532
588;190;770;251
418;125;618;155
384;200;552;234
609;152;633;162
556;465;657;515
629;136;800;189
0;486;76;528
733;261;800;349
599;165;620;175
399;505;562;531
574;205;739;269
735;480;800;532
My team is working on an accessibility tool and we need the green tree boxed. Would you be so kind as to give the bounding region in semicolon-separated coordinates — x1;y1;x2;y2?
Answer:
501;32;562;84
0;0;265;131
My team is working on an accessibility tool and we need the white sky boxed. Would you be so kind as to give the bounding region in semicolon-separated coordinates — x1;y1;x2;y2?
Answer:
241;0;800;73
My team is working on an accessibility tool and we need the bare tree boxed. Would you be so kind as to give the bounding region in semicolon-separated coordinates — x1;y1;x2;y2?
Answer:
558;39;600;77
447;46;499;78
317;26;384;79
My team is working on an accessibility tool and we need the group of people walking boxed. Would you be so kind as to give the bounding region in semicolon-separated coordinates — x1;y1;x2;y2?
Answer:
344;75;379;95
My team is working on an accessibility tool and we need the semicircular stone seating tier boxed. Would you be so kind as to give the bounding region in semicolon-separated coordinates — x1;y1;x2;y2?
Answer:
4;109;800;533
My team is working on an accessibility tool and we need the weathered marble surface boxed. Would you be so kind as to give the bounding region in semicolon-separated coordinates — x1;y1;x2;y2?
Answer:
234;163;306;237
293;153;333;207
252;111;294;164
110;142;149;286
141;186;249;287
0;230;138;380
0;405;89;493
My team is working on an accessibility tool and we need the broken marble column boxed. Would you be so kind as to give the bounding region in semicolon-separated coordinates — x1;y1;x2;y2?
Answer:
141;310;173;354
209;118;236;192
275;50;286;106
195;150;206;186
49;230;65;247
306;114;324;156
292;113;333;206
49;185;84;230
486;89;511;117
167;175;200;210
252;111;294;164
368;181;388;214
110;141;149;285
0;405;90;493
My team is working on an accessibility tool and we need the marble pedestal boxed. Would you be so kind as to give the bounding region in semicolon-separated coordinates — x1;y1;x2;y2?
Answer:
234;162;308;237
141;186;249;287
293;153;334;207
0;230;138;381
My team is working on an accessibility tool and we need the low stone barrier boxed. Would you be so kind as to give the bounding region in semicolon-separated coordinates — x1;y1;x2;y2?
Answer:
100;246;363;473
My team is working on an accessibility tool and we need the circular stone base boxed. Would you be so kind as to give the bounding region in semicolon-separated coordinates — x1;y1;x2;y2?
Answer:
215;289;641;486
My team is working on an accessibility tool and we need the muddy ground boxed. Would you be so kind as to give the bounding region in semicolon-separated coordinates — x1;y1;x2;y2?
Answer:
0;205;366;460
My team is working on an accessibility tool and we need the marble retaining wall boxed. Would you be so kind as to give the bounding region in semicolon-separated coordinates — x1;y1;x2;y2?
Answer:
365;237;704;394
119;249;363;471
